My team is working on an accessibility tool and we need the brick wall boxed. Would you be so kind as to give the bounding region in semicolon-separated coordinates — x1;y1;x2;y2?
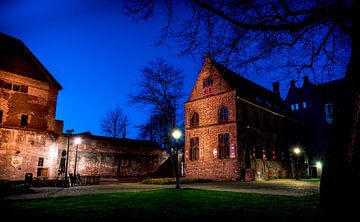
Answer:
58;134;169;178
0;70;61;132
0;128;60;180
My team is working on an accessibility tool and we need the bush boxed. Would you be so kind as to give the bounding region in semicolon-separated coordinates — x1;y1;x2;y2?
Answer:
0;180;34;196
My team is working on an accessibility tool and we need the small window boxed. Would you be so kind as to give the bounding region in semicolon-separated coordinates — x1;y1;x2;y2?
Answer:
4;82;12;90
190;112;199;127
20;114;28;127
325;103;333;124
13;85;20;91
302;101;307;109
20;85;28;93
219;106;228;122
38;157;44;167
203;78;213;95
295;103;299;110
0;110;3;124
218;133;230;159
307;100;312;108
291;104;295;111
190;137;199;160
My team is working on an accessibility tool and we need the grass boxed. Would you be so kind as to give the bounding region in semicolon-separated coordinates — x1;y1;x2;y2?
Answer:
0;188;322;221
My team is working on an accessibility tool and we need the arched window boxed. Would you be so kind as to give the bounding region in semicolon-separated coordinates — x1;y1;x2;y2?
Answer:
219;106;228;122
190;112;199;127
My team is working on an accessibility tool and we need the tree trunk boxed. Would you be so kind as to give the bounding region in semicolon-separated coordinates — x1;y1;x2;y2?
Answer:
320;17;359;218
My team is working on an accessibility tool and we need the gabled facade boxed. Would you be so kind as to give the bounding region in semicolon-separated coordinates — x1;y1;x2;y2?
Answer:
285;76;345;178
0;32;64;180
184;54;302;181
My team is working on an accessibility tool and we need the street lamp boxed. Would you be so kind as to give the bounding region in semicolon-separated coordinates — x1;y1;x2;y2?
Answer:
172;128;182;189
293;147;301;180
64;129;74;188
73;137;82;181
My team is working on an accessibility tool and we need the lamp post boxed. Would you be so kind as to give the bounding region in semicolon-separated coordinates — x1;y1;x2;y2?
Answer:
293;147;302;180
64;129;74;188
172;128;182;189
73;137;82;179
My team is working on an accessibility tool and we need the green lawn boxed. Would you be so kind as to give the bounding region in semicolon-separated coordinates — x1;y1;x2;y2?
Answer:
1;188;322;221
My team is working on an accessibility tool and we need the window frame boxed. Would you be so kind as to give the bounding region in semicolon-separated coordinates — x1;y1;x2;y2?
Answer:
20;114;28;127
219;106;229;122
218;133;230;159
189;137;199;160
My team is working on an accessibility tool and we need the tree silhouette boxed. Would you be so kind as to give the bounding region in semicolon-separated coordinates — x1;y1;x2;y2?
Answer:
123;0;358;218
100;105;128;138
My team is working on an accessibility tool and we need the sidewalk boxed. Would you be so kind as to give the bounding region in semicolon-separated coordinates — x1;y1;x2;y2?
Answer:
2;179;319;201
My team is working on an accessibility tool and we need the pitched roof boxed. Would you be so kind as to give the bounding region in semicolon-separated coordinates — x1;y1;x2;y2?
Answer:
0;32;62;89
210;59;291;116
314;78;345;101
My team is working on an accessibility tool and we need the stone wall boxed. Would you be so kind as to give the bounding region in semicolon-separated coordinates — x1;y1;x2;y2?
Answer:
58;133;169;179
0;128;60;181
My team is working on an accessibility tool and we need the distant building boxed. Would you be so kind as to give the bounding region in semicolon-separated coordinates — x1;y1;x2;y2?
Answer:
285;76;345;178
0;32;169;183
184;53;303;181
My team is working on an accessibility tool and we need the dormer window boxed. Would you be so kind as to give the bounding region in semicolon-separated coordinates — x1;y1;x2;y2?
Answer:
203;78;213;95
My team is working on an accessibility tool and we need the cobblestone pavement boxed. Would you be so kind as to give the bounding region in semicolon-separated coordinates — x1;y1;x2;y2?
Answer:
2;179;319;201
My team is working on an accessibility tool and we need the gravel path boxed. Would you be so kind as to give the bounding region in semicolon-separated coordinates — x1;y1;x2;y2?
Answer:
2;179;319;201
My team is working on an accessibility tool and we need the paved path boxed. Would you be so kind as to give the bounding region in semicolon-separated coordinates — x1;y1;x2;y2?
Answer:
2;179;319;201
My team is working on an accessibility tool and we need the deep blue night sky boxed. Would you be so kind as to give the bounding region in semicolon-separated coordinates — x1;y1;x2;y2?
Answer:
1;0;347;139
0;0;203;138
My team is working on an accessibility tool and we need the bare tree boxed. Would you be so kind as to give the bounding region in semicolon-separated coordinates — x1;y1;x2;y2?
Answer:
123;0;358;217
129;57;185;152
129;57;185;187
100;105;128;138
137;112;168;146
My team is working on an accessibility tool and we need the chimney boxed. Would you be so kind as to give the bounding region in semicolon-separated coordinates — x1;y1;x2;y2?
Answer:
272;81;280;97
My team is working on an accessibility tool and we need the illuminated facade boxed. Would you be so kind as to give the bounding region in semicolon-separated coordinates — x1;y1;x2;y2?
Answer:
184;54;302;181
0;32;168;182
0;32;64;180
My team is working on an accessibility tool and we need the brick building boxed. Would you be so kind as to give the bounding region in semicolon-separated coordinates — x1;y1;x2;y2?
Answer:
0;32;168;183
285;76;345;178
184;54;302;181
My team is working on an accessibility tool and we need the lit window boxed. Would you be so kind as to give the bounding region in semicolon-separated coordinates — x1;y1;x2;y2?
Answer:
291;104;295;111
203;78;213;95
325;103;333;124
295;103;299;110
219;106;228;122
190;137;199;160
303;101;307;109
20;114;28;127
